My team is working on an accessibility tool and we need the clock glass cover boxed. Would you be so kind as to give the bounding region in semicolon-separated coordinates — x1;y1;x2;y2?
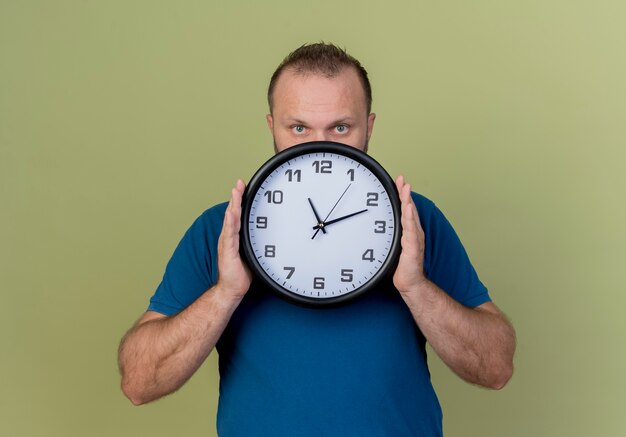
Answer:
241;142;401;306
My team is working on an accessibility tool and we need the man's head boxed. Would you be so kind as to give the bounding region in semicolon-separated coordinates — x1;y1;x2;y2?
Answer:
266;43;376;153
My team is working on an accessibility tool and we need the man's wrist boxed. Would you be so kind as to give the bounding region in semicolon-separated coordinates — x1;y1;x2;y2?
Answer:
397;276;431;295
211;283;246;310
396;278;442;321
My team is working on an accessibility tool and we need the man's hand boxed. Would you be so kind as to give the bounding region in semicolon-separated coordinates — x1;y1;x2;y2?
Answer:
216;179;253;301
392;175;427;293
118;179;254;405
390;175;515;389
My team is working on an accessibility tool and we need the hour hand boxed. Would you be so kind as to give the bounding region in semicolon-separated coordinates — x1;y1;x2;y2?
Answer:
307;198;326;234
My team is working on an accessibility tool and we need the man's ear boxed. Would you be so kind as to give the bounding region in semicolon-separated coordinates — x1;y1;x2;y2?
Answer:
266;114;274;131
367;112;376;141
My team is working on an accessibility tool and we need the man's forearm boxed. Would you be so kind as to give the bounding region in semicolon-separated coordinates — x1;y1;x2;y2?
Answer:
118;284;242;405
400;280;516;389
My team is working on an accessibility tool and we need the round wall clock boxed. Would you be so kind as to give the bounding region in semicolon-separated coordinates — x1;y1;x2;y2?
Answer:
240;141;401;307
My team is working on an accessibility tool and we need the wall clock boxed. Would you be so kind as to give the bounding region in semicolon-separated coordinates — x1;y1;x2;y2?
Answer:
240;141;401;307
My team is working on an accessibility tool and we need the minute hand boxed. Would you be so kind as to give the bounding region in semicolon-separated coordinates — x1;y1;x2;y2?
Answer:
312;209;369;230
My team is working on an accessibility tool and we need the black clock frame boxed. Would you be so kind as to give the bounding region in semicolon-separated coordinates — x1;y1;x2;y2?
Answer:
240;141;402;307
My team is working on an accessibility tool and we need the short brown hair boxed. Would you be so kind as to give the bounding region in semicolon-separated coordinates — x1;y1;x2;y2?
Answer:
268;42;372;113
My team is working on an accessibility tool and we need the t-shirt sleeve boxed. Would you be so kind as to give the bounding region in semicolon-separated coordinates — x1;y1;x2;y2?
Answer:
413;193;491;308
147;203;227;316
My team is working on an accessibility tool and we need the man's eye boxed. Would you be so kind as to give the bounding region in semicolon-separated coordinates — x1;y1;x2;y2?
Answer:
292;125;306;134
335;125;348;133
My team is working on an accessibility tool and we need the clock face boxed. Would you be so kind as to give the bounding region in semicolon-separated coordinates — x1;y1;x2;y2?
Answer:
241;142;401;306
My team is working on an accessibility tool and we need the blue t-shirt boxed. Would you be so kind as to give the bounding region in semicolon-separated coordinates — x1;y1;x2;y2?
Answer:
148;192;490;436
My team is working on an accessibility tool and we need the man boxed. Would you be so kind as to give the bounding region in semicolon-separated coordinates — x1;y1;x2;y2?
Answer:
118;43;516;436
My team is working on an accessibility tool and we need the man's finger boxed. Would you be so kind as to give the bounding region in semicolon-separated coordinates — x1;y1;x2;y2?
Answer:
220;181;245;256
395;175;405;194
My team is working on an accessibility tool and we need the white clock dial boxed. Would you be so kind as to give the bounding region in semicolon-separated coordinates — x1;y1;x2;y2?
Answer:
244;145;399;304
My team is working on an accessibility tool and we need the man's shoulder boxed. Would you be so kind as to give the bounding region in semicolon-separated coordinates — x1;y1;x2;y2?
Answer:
197;201;229;223
180;201;229;242
410;191;437;213
183;201;228;230
409;191;451;234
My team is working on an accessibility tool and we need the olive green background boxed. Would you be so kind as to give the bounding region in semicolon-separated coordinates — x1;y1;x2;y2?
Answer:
2;1;624;436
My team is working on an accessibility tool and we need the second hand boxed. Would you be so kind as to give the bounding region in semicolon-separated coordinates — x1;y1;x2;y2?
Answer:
312;183;352;240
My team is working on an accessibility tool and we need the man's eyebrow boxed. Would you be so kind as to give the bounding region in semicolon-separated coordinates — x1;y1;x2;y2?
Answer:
284;118;308;125
331;117;356;124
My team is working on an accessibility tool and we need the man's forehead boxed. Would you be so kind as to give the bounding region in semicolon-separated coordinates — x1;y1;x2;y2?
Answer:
275;66;361;88
271;68;368;114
